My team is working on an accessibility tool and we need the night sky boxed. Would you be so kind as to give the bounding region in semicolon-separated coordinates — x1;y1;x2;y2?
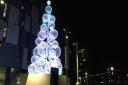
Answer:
52;0;128;73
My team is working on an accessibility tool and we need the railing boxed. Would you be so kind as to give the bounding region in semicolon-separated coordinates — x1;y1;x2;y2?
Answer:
79;70;128;85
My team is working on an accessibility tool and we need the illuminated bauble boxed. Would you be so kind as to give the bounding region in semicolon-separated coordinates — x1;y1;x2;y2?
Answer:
38;28;49;40
35;37;44;45
37;58;47;65
38;41;48;49
28;64;37;73
50;15;55;22
51;60;62;69
33;47;42;56
48;40;59;48
52;46;61;57
33;46;48;58
48;22;55;30
40;24;48;30
45;6;52;14
49;29;58;40
42;14;50;23
47;0;51;5
31;55;40;63
48;52;56;62
44;61;51;73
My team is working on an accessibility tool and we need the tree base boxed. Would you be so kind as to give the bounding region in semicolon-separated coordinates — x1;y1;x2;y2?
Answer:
26;74;68;85
26;74;50;85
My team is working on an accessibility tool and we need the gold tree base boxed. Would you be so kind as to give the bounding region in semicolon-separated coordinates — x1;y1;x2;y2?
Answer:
26;74;68;85
26;74;50;85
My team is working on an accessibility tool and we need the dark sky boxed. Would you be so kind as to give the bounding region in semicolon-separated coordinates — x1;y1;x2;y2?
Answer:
52;0;128;73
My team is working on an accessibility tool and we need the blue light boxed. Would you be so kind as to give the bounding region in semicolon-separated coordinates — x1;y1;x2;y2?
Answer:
45;6;52;14
28;0;62;75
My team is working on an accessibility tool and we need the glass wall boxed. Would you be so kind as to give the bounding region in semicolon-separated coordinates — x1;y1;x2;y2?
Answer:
0;67;5;85
0;67;27;85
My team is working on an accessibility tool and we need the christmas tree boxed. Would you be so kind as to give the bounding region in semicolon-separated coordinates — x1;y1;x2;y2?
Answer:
28;0;62;75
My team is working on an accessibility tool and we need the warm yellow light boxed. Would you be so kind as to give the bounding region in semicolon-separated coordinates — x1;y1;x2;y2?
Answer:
26;74;68;85
26;74;50;85
0;0;4;4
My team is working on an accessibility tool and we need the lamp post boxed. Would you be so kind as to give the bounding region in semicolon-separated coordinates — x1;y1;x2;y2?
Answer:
85;72;88;85
73;42;80;85
63;28;71;73
63;28;71;85
110;66;114;84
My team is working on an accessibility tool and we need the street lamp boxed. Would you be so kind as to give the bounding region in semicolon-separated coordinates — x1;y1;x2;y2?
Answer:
110;66;114;76
85;72;88;85
73;42;80;85
107;66;115;84
63;28;71;85
0;0;4;4
110;67;114;71
63;28;71;72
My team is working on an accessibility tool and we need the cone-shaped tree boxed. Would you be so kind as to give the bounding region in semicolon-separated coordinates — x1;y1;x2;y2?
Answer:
28;0;62;75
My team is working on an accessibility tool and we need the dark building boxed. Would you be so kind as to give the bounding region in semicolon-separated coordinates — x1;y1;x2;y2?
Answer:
0;0;66;84
0;0;41;84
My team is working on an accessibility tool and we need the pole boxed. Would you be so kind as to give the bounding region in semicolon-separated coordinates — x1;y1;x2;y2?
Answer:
63;28;70;85
74;42;80;85
64;28;69;73
85;72;88;85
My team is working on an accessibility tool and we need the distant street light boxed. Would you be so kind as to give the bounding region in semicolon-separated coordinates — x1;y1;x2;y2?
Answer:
63;28;71;85
85;72;88;76
63;28;71;70
85;72;88;85
66;35;68;39
73;42;80;85
110;67;114;71
0;0;4;4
